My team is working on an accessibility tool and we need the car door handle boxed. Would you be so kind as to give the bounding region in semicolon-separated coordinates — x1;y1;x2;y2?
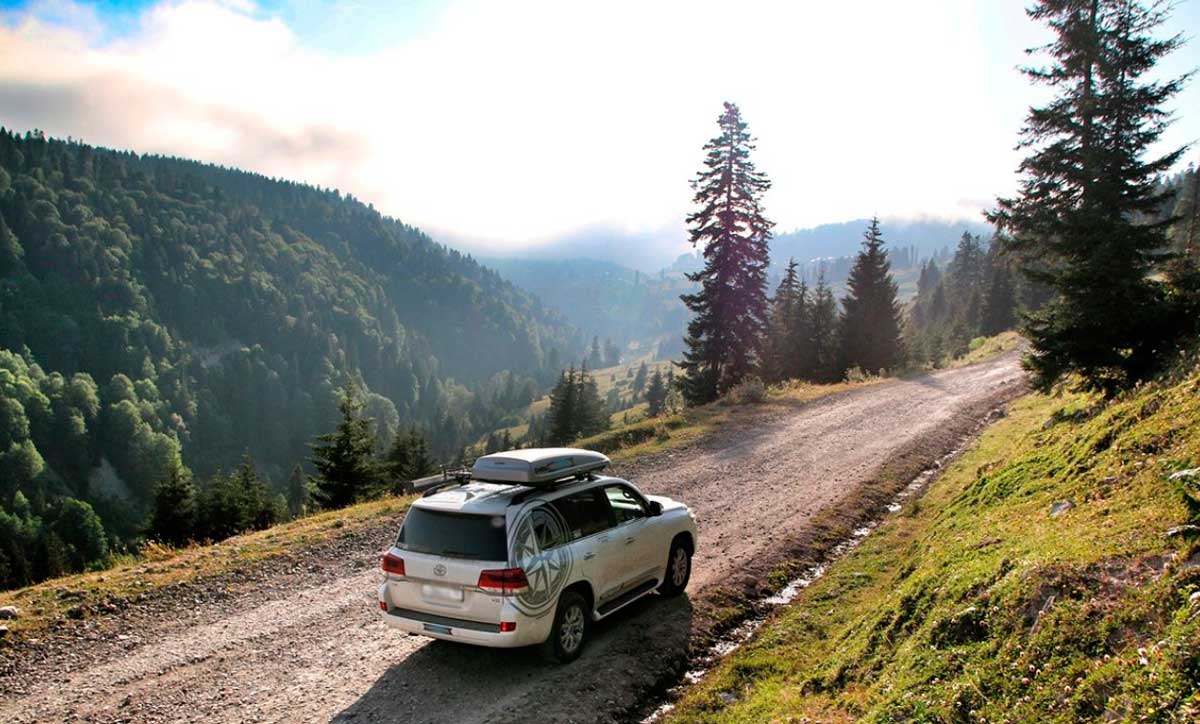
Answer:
583;552;595;560
624;537;636;545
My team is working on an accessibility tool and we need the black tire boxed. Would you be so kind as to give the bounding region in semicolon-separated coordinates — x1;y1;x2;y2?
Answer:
658;539;692;596
541;590;589;663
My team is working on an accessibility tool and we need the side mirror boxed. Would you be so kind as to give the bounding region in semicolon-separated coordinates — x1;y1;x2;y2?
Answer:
648;501;663;517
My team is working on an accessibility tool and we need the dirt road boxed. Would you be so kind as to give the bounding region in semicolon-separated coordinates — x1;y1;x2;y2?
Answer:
0;354;1024;724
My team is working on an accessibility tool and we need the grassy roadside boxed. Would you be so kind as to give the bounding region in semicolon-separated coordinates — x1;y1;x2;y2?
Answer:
0;495;414;636
666;363;1200;722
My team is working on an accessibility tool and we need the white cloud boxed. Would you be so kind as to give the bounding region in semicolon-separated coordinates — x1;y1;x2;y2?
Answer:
0;0;1197;267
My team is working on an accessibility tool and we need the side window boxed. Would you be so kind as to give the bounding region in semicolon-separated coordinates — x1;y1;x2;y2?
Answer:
529;505;570;550
603;484;647;524
550;488;616;540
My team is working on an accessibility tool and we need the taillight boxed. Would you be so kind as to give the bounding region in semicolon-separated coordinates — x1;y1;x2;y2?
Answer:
379;600;387;611
499;621;517;633
477;567;528;595
381;552;406;576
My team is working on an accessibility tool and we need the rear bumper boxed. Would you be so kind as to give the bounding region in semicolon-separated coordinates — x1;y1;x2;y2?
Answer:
379;581;550;647
382;608;528;647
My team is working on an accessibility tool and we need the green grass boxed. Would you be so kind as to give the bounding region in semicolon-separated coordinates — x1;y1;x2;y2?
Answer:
0;495;414;636
666;361;1200;723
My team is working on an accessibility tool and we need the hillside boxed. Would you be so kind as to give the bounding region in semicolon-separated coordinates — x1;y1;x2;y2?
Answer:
482;257;694;356
0;129;580;575
666;357;1200;722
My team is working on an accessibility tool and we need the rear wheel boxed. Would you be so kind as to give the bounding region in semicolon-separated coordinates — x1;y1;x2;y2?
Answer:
658;539;692;596
542;590;589;663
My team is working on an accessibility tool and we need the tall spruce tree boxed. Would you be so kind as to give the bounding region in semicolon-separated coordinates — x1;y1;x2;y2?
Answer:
308;382;379;509
988;0;1189;394
839;218;903;374
678;102;773;404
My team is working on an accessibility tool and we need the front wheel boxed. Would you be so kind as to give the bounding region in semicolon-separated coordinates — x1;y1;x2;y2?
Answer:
658;539;692;596
542;590;589;663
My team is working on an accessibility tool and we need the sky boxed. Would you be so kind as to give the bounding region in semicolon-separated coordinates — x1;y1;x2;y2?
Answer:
0;0;1198;270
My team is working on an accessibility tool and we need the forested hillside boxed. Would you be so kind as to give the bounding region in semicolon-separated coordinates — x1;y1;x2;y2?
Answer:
0;129;580;585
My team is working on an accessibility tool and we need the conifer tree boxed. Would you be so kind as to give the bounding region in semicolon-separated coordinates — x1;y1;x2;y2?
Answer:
808;270;840;383
587;337;603;370
285;464;308;518
308;382;379;509
547;367;579;445
678;102;773;404
603;338;621;367
982;250;1018;335
632;362;649;397
148;463;197;546
989;0;1189;394
645;370;668;417
384;426;437;491
764;258;809;382
839;218;903;375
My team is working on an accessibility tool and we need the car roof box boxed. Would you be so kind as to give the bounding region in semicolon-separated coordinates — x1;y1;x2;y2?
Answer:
471;448;610;486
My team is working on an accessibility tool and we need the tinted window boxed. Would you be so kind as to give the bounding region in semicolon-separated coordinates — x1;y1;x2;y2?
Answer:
550;488;615;540
529;505;571;550
604;484;646;524
396;508;508;560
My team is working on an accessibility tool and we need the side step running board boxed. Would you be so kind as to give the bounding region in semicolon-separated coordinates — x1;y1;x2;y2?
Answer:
595;578;658;619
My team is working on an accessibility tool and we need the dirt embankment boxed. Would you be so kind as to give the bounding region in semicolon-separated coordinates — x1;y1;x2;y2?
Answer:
0;353;1025;724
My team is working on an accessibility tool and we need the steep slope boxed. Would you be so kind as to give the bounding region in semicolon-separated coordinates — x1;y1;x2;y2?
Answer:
0;128;578;558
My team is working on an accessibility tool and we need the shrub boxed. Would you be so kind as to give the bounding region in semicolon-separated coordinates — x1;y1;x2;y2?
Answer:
727;376;767;405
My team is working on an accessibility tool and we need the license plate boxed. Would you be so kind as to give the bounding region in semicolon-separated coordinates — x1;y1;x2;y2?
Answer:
424;623;452;635
422;583;465;603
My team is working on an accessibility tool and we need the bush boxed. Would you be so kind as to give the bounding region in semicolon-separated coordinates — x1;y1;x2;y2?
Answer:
844;366;880;383
727;376;767;405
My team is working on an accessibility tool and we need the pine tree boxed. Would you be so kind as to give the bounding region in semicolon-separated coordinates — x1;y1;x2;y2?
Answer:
148;463;197;546
574;367;609;438
678;102;773;405
547;368;579;445
229;454;279;531
839;218;903;375
764;259;809;382
308;382;379;509
545;366;608;444
808;270;840;383
982;249;1017;335
603;338;621;367
285;464;308;518
587;337;603;370
632;362;648;397
645;370;668;417
988;0;1189;394
384;427;437;491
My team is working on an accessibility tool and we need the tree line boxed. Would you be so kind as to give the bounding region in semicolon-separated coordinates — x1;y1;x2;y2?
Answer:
677;0;1197;408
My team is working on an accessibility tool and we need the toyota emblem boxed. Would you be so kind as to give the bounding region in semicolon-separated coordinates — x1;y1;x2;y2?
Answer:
433;563;447;577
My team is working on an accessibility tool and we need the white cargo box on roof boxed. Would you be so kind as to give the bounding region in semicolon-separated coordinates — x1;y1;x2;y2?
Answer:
471;447;610;486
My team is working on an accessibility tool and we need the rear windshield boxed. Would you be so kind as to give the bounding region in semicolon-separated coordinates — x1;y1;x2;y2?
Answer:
396;507;508;561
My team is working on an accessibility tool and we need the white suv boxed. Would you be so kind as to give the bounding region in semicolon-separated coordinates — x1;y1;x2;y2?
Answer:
378;448;698;662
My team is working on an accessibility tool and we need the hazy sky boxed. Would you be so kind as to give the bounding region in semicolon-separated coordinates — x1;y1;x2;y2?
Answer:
1;0;1197;268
